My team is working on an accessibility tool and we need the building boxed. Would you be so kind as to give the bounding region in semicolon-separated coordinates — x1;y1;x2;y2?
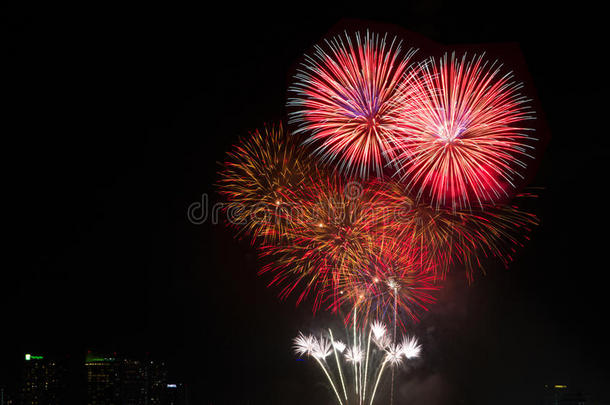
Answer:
165;383;187;405
542;384;588;405
147;361;168;405
118;358;168;405
120;359;147;404
86;352;169;405
85;353;121;405
21;354;66;405
1;386;16;405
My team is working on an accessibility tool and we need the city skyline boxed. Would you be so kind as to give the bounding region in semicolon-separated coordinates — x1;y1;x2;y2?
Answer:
1;352;187;405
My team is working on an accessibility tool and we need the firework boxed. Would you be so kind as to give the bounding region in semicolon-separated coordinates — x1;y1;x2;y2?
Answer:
293;320;421;405
376;180;539;280
333;340;347;353
294;332;317;357
213;28;544;405
259;174;386;312
258;176;441;324
218;123;313;243
288;31;417;179
394;53;536;209
333;233;438;331
370;321;388;346
400;336;422;359
455;193;540;276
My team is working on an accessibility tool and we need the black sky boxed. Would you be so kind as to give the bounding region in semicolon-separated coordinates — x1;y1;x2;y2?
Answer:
3;2;609;404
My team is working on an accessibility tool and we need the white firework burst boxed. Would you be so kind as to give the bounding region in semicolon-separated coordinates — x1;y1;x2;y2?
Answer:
293;332;316;357
345;346;364;363
312;337;333;359
333;340;346;353
292;319;423;405
385;344;405;366
400;336;421;359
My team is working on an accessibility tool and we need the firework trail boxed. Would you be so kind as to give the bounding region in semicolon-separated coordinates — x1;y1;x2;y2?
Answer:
289;31;417;179
293;319;421;405
393;53;536;209
218;123;314;243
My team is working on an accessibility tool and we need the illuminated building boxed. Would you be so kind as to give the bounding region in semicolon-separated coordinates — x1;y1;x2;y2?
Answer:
120;359;147;404
542;384;588;405
119;359;168;404
85;352;168;405
165;383;187;405
21;354;66;405
85;353;120;405
147;361;168;405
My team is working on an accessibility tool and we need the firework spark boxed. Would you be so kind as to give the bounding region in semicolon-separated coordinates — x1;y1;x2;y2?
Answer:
289;31;417;179
394;53;536;209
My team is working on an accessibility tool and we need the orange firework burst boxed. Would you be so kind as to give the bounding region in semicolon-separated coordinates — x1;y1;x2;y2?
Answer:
259;173;386;311
258;175;441;325
218;123;314;243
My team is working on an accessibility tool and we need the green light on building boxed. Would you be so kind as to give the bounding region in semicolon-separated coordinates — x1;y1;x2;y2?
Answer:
85;352;116;363
25;354;44;361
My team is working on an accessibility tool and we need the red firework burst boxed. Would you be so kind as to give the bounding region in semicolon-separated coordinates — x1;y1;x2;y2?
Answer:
394;53;536;209
257;174;440;324
289;31;417;179
375;180;539;281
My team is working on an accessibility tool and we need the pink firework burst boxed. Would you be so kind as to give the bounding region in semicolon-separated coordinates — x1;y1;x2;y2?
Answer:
394;53;536;209
289;31;417;179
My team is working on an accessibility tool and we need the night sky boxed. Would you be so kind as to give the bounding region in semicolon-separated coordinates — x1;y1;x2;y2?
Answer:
3;3;609;404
